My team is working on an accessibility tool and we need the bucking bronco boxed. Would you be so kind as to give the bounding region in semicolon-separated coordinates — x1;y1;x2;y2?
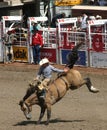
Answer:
19;68;99;125
19;42;99;125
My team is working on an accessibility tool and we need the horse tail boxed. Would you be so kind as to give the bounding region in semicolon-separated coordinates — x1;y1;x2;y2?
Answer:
72;42;83;52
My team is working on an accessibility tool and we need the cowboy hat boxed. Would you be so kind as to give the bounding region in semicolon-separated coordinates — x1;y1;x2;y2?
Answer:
96;15;102;19
39;58;49;66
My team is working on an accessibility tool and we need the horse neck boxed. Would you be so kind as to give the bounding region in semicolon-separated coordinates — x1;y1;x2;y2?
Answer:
25;93;39;106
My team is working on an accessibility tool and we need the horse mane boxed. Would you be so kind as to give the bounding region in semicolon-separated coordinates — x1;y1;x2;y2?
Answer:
23;79;45;101
23;85;37;101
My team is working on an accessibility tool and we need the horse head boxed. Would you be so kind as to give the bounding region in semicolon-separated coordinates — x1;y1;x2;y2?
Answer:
19;93;39;120
19;99;32;120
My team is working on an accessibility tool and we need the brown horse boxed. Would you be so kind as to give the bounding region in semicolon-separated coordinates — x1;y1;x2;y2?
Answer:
19;69;99;125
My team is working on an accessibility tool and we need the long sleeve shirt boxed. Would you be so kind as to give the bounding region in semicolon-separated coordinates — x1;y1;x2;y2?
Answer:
37;64;64;79
32;32;43;46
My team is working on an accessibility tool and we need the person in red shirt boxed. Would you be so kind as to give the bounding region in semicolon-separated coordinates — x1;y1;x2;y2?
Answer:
32;29;43;64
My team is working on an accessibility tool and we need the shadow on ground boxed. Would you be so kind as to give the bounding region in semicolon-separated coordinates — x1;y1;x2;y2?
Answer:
14;118;85;126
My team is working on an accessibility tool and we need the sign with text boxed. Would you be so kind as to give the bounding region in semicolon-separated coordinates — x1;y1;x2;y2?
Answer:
41;48;56;63
61;49;86;66
90;52;107;68
13;46;28;62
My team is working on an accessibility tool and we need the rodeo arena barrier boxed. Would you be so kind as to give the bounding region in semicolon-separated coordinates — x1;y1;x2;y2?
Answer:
0;16;107;68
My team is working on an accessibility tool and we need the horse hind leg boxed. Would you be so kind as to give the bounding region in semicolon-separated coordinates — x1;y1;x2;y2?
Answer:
84;77;99;93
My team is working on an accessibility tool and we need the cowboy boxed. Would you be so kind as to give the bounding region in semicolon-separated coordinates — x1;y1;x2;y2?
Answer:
30;43;83;101
34;58;68;100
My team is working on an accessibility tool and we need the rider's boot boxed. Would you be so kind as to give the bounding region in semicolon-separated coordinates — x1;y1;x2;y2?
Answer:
39;89;46;99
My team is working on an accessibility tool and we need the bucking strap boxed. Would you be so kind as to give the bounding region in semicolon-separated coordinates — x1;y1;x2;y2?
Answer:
60;77;69;90
53;77;69;100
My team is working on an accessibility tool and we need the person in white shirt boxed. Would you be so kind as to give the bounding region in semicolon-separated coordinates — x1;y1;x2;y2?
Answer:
81;13;88;31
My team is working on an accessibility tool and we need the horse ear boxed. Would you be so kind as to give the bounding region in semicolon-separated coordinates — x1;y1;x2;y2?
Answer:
19;100;23;106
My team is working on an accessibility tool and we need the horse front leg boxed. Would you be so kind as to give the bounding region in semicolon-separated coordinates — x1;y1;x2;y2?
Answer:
84;77;99;93
36;106;46;125
45;105;51;125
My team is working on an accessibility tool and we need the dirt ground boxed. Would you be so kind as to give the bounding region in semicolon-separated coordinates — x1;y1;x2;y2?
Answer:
0;63;107;130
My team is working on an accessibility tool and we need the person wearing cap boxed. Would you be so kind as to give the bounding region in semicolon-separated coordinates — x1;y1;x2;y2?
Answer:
31;21;42;34
34;58;68;100
31;28;43;64
30;21;38;34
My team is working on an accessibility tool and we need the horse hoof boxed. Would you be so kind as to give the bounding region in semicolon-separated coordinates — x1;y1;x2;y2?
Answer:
36;121;40;125
90;86;99;93
26;113;32;120
45;121;49;125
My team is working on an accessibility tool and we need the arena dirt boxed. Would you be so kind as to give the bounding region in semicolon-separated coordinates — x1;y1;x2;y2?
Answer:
0;63;107;130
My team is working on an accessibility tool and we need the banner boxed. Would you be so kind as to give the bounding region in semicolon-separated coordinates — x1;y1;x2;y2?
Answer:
41;48;56;63
55;0;83;6
13;46;28;62
90;52;107;68
61;49;86;66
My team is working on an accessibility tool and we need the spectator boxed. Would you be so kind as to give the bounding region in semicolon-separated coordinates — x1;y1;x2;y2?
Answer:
31;28;43;64
30;21;38;34
76;16;82;31
30;21;40;64
81;12;88;31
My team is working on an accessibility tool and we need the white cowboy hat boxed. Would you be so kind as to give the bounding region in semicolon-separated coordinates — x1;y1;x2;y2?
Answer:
39;58;49;66
96;15;102;19
31;21;37;24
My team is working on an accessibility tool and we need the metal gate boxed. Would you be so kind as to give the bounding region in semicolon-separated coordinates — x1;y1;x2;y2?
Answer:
2;16;28;63
87;19;107;68
57;17;87;66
